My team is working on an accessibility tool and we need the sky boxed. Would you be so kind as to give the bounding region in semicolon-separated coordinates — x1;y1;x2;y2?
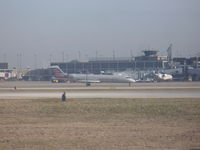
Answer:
0;0;200;69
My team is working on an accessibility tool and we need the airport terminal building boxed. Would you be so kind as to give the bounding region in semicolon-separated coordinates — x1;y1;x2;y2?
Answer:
51;50;169;74
0;63;8;69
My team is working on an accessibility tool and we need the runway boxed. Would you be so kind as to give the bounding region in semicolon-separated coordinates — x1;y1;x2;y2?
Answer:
0;90;200;99
0;81;200;99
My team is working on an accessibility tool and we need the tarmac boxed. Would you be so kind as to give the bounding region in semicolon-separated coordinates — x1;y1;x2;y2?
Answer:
0;81;200;99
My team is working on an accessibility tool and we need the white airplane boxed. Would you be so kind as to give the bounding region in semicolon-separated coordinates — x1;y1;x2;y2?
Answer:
68;73;136;83
155;73;173;81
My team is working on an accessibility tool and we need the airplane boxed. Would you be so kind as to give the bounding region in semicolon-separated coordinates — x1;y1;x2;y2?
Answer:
53;65;136;83
155;73;173;81
68;73;136;84
139;71;173;82
22;66;136;84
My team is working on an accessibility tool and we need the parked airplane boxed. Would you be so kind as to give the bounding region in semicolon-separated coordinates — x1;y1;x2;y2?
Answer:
155;73;173;81
68;73;136;83
139;72;173;82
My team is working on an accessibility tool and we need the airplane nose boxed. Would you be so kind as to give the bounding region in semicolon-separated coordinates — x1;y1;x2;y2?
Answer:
128;78;136;83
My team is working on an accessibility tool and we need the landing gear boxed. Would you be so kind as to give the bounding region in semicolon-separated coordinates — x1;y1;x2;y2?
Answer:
86;82;91;86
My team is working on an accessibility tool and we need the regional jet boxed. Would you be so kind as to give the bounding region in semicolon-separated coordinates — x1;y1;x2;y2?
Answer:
68;73;136;83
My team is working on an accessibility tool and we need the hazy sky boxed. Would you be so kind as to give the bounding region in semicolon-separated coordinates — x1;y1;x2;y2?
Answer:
0;0;200;68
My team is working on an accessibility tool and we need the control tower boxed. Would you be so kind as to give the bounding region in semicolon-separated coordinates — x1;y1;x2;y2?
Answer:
143;50;158;56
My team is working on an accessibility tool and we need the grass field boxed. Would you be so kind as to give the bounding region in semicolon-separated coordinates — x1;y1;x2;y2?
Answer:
0;98;200;150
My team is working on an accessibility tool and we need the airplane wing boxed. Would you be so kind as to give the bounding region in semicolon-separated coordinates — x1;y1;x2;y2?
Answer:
78;80;101;83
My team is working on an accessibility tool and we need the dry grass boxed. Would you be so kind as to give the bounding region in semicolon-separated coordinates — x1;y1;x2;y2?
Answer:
0;98;200;150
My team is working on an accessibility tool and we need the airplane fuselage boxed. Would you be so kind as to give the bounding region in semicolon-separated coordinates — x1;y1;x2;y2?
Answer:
68;73;136;83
